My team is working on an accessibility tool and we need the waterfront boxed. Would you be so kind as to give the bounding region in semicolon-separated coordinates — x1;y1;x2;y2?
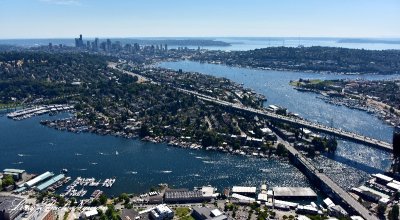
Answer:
0;113;311;196
158;60;397;185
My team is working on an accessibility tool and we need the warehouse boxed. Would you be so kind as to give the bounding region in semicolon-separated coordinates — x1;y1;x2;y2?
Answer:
231;186;257;196
3;169;26;181
272;187;317;199
24;171;54;188
164;189;209;203
35;174;65;191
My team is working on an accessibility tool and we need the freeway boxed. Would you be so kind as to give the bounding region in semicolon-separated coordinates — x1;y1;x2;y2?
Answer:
276;136;378;220
178;88;392;152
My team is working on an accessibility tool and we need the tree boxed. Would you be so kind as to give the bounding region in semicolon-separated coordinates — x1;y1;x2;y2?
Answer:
390;205;399;220
105;204;119;220
2;175;14;187
377;204;387;217
276;143;287;157
99;194;107;205
139;124;150;138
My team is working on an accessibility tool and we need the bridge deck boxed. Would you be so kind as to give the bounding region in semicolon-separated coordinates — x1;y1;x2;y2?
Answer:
179;89;392;152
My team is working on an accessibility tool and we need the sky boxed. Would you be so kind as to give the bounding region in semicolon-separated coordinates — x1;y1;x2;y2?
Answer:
0;0;399;39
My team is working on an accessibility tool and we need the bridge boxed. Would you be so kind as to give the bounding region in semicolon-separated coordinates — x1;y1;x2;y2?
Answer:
276;136;378;220
178;88;393;152
177;90;381;219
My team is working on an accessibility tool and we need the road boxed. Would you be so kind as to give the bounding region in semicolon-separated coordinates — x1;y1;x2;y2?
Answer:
275;137;378;220
178;88;392;152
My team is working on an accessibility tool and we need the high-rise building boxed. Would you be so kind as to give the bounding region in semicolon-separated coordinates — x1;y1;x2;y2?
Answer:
106;39;111;51
75;34;84;48
94;38;99;50
391;126;400;174
394;126;400;158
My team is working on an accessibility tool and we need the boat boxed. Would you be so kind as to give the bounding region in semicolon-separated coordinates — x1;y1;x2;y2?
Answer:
62;168;68;173
116;151;119;155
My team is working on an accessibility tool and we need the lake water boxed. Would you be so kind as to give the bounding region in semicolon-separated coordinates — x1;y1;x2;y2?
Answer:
0;113;311;197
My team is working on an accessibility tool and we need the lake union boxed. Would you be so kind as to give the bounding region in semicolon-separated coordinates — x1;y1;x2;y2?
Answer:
1;61;398;196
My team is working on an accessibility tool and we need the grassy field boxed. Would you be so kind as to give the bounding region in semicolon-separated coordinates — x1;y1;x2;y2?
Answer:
175;207;194;220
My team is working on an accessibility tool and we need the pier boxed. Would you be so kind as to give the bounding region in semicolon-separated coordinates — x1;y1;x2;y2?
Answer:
178;88;393;152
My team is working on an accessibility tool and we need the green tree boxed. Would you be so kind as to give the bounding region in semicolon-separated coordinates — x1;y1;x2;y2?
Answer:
390;205;399;220
377;204;387;217
2;175;15;187
99;194;108;205
276;143;288;157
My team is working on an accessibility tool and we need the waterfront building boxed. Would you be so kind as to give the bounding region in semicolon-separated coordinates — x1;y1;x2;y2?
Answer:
0;196;25;220
231;186;257;197
272;187;317;200
34;174;65;191
150;204;173;220
24;171;54;188
164;189;209;203
3;169;26;181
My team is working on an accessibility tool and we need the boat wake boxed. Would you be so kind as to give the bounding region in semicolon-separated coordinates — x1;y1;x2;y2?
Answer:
75;153;83;156
77;168;87;171
17;154;30;157
127;171;138;175
99;152;110;156
13;161;24;164
90;162;98;165
160;170;172;174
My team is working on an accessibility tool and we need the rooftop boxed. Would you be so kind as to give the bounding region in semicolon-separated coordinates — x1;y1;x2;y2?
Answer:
3;169;26;174
272;187;317;198
231;186;257;194
0;196;24;212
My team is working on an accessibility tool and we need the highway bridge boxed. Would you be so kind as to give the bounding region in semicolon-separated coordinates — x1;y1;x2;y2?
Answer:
277;136;378;220
178;88;393;152
179;88;380;219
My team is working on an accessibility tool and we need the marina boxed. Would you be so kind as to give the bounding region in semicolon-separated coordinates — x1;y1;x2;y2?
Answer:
62;177;116;197
6;104;74;120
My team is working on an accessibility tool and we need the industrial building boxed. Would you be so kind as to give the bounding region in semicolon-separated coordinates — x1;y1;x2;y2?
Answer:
372;173;393;184
231;193;255;204
231;186;257;196
192;207;227;220
164;188;212;203
272;187;317;199
35;174;65;191
0;196;25;220
2;169;26;181
150;204;173;220
24;172;54;188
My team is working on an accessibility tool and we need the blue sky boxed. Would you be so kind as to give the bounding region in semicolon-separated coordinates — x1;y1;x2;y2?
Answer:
0;0;399;39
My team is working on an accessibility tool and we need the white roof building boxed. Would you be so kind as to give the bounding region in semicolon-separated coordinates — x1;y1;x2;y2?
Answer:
232;186;257;194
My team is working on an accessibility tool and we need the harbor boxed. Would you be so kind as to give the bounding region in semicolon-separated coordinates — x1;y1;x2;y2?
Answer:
6;104;74;120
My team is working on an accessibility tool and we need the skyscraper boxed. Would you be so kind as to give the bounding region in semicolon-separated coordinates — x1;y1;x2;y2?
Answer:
75;34;84;48
394;126;400;158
